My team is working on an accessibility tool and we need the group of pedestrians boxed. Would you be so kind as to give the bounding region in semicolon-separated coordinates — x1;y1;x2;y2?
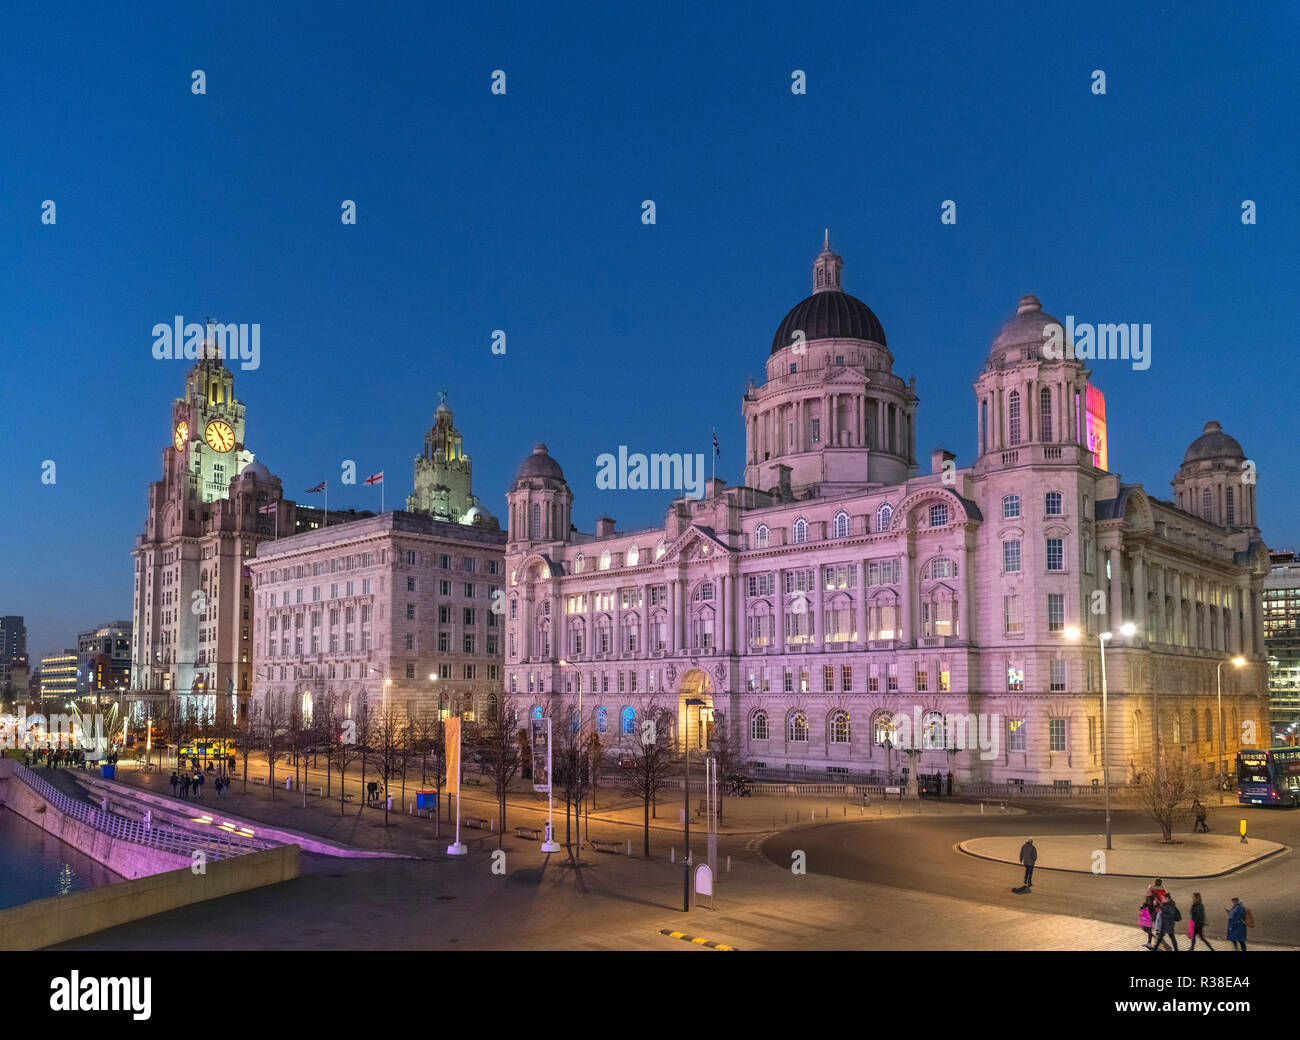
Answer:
169;770;231;800
1139;878;1252;951
26;747;113;769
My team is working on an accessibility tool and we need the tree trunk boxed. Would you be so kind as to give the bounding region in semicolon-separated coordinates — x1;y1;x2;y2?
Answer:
644;796;651;856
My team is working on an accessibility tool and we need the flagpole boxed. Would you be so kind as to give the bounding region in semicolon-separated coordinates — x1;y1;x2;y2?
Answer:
324;480;328;529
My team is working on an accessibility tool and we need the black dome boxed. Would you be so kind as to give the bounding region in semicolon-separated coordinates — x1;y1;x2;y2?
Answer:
770;290;887;355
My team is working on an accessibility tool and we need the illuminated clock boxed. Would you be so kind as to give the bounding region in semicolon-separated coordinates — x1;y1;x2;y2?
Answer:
174;421;189;452
205;420;235;453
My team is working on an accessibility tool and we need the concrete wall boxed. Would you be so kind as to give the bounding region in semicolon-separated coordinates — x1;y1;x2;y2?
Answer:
0;843;300;951
0;770;193;879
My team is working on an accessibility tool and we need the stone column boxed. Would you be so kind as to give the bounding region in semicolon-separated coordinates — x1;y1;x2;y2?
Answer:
1133;552;1147;640
641;584;650;655
1154;566;1167;644
777;568;787;647
1108;545;1123;632
668;578;678;654
856;560;868;645
814;565;826;647
1171;572;1183;647
902;541;916;647
718;574;727;654
1241;582;1256;657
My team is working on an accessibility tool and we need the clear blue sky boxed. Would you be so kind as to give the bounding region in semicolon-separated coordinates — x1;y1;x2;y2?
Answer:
2;1;1297;661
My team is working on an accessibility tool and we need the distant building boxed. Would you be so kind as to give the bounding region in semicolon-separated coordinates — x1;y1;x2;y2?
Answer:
293;507;376;536
1264;550;1300;744
406;394;498;526
76;621;133;701
38;651;79;709
0;616;28;694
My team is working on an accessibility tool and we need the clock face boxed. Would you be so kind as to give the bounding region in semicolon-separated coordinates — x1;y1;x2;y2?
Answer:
205;420;235;453
174;421;189;452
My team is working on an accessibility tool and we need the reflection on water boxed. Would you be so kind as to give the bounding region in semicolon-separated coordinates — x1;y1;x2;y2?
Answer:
0;808;122;909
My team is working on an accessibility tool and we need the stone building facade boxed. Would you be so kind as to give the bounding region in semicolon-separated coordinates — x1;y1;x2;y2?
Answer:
504;238;1272;785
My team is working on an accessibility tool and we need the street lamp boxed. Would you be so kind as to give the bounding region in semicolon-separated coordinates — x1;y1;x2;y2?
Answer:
683;696;706;911
1216;656;1247;805
1065;621;1134;851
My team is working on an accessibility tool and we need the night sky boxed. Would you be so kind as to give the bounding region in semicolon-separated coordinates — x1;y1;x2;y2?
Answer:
2;1;1297;660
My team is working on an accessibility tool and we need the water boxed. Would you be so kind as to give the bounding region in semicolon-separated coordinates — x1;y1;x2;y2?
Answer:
0;808;122;909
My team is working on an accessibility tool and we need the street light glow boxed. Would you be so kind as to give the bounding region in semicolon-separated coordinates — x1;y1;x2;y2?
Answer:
1063;626;1080;640
1232;656;1246;667
1119;622;1136;637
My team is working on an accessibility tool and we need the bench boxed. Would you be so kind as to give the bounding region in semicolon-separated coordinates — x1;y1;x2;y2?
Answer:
589;838;621;855
311;787;323;797
252;777;266;786
515;826;541;840
463;816;491;830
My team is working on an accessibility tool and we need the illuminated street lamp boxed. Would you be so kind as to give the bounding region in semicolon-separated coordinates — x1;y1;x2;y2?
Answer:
683;696;706;911
1065;621;1134;851
1216;656;1247;805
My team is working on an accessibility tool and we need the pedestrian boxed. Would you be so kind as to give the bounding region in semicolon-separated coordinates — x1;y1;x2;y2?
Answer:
1192;798;1209;834
1226;897;1248;951
170;771;179;795
1146;878;1167;910
181;775;190;799
1188;892;1214;951
1152;892;1181;951
1138;896;1156;948
1019;837;1037;889
946;770;954;797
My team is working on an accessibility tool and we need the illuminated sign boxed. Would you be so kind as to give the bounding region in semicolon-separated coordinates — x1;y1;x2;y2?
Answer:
1084;384;1108;471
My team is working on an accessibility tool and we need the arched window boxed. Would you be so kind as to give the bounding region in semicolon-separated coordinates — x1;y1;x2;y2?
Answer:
655;539;667;560
830;710;850;744
755;524;769;548
574;553;585;573
1002;494;1020;519
833;510;850;538
596;706;608;733
1039;386;1052;441
301;690;313;725
1190;710;1199;745
1008;390;1022;446
599;549;611;570
793;518;808;544
922;556;955;580
873;711;897;747
1226;487;1235;525
1201;488;1212;520
751;710;769;741
923;710;945;749
621;706;635;735
788;710;809;742
875;503;893;532
627;544;640;566
1204;708;1213;742
530;503;541;539
694;582;715;602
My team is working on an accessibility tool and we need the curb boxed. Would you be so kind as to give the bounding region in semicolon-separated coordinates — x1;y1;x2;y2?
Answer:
953;839;1291;880
660;928;736;950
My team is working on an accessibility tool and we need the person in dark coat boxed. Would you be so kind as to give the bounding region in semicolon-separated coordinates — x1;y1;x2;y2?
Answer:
1019;838;1037;888
1192;799;1209;833
169;771;179;795
1152;894;1181;951
946;771;954;796
180;774;190;799
1189;892;1213;950
1226;897;1247;951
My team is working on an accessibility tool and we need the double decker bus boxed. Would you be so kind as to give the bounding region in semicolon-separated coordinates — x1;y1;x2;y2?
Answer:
1236;747;1300;807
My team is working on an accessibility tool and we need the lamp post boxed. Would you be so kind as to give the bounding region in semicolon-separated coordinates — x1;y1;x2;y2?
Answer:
1217;656;1246;805
1065;621;1134;851
683;696;706;911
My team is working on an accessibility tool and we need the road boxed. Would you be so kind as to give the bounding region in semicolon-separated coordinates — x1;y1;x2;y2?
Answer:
760;800;1300;945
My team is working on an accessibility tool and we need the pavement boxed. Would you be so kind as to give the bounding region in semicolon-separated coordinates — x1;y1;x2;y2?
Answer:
961;833;1286;878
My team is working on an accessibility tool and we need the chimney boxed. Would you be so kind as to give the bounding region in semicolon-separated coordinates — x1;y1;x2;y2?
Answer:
930;448;956;476
595;517;616;538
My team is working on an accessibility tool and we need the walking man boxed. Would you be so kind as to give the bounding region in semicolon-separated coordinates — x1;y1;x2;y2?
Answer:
1019;837;1037;889
1189;893;1214;951
170;771;179;796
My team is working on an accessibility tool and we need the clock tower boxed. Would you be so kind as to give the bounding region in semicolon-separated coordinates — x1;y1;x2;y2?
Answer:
130;336;290;724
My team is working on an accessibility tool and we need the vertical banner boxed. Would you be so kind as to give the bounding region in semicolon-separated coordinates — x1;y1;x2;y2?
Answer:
446;715;461;797
531;717;551;792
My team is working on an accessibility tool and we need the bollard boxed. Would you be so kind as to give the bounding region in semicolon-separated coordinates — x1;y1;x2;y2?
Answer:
671;848;675;863
628;839;632;856
980;802;984;815
726;855;731;872
843;806;846;817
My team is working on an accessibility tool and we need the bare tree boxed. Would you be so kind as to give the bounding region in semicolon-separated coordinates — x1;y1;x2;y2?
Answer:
552;703;593;863
587;730;606;811
353;697;377;810
1138;748;1205;841
708;710;743;826
476;694;521;847
334;700;363;817
261;690;290;801
617;703;677;857
372;704;408;826
236;700;259;792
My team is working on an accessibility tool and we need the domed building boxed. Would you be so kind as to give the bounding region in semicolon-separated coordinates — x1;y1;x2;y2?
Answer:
505;238;1272;787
